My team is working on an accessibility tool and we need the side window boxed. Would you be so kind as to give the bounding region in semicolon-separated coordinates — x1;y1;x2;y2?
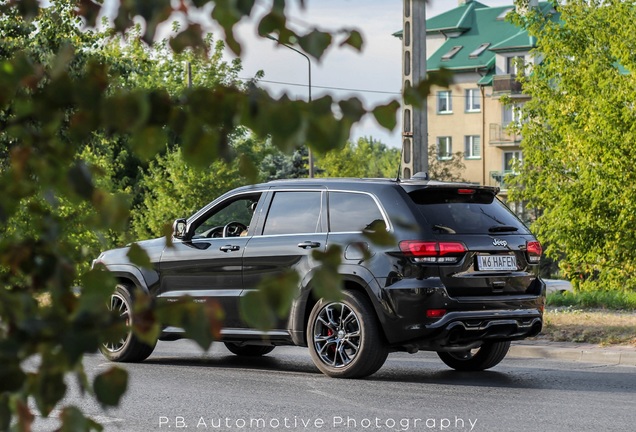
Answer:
193;194;261;238
328;192;384;233
262;191;323;235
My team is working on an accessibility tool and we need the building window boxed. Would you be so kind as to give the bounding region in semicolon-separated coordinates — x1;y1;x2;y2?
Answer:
437;137;452;160
465;89;481;112
506;55;525;75
441;45;463;61
465;136;481;159
469;43;490;58
504;151;523;173
437;91;452;114
503;103;523;127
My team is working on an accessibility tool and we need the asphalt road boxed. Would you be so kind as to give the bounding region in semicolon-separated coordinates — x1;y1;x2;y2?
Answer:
32;341;636;432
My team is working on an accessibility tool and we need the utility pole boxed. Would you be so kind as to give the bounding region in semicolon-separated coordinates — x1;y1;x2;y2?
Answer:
401;0;428;179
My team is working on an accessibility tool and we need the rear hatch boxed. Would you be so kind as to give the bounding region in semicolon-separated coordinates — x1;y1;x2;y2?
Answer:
404;186;542;297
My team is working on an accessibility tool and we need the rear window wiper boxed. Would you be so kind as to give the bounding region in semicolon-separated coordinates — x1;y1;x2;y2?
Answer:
488;225;519;233
433;224;456;234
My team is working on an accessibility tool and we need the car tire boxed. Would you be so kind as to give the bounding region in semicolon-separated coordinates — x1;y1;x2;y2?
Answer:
307;290;388;378
100;284;156;363
437;341;511;371
224;342;275;357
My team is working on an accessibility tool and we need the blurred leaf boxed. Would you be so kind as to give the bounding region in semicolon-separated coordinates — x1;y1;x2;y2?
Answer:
311;245;344;301
127;243;152;269
372;100;400;130
339;97;365;122
77;267;116;315
34;371;66;416
93;367;128;408
239;271;299;330
75;0;102;27
130;126;168;161
362;220;396;247
298;29;332;60
156;298;224;350
68;161;95;201
59;406;103;432
0;394;10;431
340;29;363;51
238;153;259;184
0;360;26;393
16;400;34;432
131;290;161;345
170;24;206;54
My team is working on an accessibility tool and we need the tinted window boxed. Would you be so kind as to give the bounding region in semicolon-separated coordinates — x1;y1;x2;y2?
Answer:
263;191;322;235
409;189;529;235
329;192;384;232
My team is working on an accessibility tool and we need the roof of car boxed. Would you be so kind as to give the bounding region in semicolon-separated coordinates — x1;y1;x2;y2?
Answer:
262;177;499;194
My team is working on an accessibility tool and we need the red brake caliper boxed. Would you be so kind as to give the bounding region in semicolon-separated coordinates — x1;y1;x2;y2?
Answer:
327;329;336;354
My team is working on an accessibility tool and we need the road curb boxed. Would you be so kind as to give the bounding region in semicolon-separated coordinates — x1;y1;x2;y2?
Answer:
509;343;636;366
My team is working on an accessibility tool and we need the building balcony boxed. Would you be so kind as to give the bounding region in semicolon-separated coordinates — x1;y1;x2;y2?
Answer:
489;123;522;146
492;75;523;94
489;170;516;191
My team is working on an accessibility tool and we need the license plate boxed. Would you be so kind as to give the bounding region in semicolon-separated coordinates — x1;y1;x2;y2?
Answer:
477;254;517;271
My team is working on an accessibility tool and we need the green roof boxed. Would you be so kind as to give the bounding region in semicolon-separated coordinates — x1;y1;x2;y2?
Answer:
425;1;487;34
395;2;559;76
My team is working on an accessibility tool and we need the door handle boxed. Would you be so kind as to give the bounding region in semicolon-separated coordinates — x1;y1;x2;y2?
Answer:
220;245;240;252
298;241;321;249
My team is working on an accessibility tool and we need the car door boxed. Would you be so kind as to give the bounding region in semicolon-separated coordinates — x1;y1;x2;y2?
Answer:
157;192;263;328
242;189;327;330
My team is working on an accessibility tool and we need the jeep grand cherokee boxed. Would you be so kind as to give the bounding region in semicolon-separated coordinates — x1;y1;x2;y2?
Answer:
93;176;545;378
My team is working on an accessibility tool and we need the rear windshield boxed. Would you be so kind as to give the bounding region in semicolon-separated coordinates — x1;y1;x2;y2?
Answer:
409;189;530;235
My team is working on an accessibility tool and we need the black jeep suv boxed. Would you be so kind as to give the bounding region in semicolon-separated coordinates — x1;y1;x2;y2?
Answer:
93;176;545;378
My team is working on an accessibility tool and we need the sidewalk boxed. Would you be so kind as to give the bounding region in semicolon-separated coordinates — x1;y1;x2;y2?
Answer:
509;340;636;366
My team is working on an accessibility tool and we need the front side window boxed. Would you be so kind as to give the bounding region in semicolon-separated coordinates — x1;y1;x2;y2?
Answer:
262;191;323;235
437;91;452;114
437;137;452;160
465;89;481;112
193;194;261;238
464;135;481;159
328;192;384;233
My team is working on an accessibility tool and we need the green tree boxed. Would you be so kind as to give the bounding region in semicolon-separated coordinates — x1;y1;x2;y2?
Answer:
317;137;400;178
509;0;636;290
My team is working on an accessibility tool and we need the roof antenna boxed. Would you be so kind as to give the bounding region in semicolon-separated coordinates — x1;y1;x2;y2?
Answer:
395;140;404;182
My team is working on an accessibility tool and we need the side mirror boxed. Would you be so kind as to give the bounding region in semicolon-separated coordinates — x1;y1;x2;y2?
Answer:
173;218;188;239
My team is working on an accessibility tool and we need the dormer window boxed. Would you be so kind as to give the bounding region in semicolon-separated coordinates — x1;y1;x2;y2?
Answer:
441;46;463;61
469;43;490;58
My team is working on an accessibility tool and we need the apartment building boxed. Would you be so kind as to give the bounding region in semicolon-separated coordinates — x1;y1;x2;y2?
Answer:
397;0;558;192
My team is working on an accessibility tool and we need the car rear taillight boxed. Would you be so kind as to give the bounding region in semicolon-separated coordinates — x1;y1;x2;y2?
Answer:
526;241;542;264
399;241;467;264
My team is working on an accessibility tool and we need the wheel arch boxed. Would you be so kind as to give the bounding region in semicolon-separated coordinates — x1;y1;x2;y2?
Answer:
290;269;388;347
107;264;153;294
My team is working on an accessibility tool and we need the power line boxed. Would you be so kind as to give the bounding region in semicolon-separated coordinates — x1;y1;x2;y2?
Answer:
239;77;401;96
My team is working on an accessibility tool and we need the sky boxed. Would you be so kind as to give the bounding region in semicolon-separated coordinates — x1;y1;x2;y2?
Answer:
231;0;516;148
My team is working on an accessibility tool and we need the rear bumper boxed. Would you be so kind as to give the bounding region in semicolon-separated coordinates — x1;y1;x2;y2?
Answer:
402;309;543;352
377;278;545;350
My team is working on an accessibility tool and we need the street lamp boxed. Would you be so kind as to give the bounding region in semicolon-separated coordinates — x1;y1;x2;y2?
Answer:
265;35;315;178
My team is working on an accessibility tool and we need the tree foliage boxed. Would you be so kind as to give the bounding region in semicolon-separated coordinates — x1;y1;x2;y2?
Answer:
317;137;400;178
509;0;636;290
